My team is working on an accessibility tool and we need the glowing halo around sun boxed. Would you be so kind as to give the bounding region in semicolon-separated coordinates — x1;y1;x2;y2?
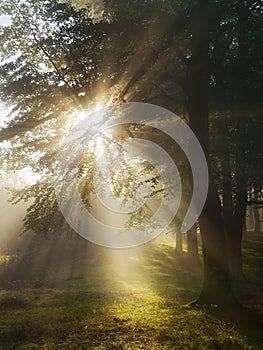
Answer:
54;102;209;249
72;103;105;125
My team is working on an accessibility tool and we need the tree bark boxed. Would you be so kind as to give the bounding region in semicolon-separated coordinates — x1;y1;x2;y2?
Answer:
176;231;183;254
243;209;247;236
187;223;199;261
253;200;261;233
226;0;248;280
221;120;233;236
220;117;246;280
228;117;247;280
188;81;235;306
186;0;236;306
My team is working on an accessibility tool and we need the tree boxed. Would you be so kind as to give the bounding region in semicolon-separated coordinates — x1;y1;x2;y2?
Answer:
0;0;104;236
1;0;262;307
0;0;185;239
211;114;263;279
187;223;199;262
209;0;263;280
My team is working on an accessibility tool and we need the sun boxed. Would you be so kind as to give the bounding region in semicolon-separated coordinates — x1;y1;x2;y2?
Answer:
93;102;104;112
71;102;106;126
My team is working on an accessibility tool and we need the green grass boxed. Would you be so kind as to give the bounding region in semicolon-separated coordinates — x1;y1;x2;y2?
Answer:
0;233;262;349
0;289;258;349
243;238;263;287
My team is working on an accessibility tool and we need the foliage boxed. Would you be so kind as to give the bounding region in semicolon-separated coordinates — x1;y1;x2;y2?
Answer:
0;0;191;235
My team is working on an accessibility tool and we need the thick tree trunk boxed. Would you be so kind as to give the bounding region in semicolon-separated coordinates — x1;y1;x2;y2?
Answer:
197;176;236;305
186;0;236;306
188;84;235;306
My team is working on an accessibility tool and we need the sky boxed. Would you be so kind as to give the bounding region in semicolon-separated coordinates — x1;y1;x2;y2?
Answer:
0;14;11;27
0;18;11;109
0;13;12;124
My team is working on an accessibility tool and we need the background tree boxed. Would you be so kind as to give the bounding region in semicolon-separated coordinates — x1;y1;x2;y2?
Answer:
209;0;263;280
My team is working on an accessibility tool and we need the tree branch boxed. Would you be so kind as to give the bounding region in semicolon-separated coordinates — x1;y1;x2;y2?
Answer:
119;15;186;101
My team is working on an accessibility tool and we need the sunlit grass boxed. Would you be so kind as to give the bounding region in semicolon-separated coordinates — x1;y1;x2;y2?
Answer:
0;288;259;350
0;234;262;349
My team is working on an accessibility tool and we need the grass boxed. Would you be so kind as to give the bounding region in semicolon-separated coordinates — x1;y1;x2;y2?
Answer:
0;289;258;349
0;233;262;349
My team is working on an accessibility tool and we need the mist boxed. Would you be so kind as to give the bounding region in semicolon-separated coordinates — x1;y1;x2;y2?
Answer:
0;187;27;245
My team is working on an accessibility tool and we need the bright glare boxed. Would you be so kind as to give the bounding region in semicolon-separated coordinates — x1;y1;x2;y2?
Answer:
93;134;106;159
0;104;13;128
1;167;40;189
71;102;106;127
93;103;104;112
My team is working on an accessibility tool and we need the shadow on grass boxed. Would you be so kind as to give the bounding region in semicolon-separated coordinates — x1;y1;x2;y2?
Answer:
137;243;203;300
0;234;263;349
0;233;203;301
242;238;263;289
197;303;263;348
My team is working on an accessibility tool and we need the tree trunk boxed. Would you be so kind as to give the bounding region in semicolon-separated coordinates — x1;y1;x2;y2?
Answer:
228;118;247;280
248;202;254;232
186;0;236;306
226;0;248;281
221;119;234;236
187;223;199;261
253;204;260;233
197;175;236;305
229;210;246;280
176;231;183;254
243;209;247;235
188;80;235;306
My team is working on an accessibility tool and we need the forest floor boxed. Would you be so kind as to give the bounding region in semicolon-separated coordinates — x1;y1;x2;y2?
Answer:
0;232;262;349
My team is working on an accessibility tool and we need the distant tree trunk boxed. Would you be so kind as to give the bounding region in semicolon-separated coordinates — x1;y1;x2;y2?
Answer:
229;207;246;280
248;203;254;232
254;204;260;233
220;117;246;280
186;0;236;306
176;231;183;254
228;119;247;280
243;209;247;234
243;208;249;241
226;0;248;281
187;223;199;261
